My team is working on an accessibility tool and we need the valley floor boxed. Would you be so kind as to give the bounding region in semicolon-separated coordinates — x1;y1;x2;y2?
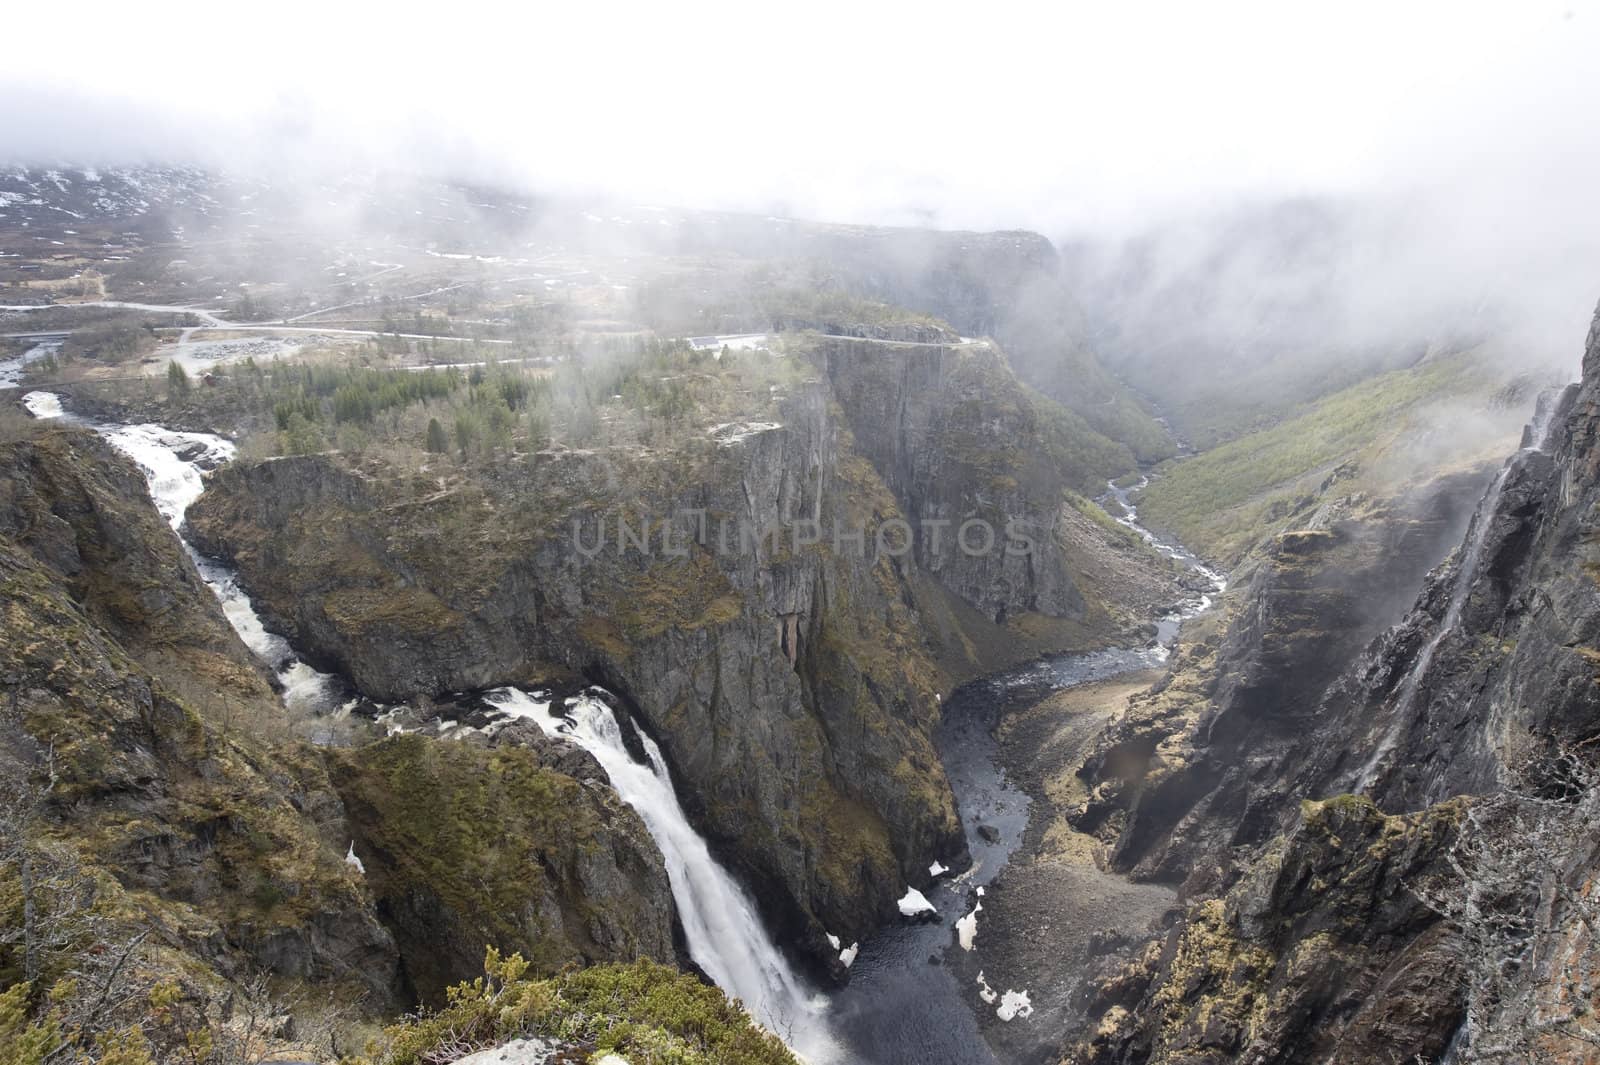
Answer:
956;672;1177;1064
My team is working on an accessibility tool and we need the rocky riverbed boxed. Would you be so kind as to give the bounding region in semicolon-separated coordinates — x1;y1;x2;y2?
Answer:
947;672;1177;1064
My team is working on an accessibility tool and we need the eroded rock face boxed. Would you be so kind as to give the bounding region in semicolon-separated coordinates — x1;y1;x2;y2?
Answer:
1073;798;1466;1065
328;734;678;1004
187;381;969;951
1072;467;1493;883
0;428;402;1008
0;428;685;1017
1069;304;1600;1064
817;338;1084;623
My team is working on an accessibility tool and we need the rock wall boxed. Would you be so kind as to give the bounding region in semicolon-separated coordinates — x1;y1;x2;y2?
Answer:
816;338;1084;623
188;381;968;955
1069;303;1600;1063
0;428;680;1013
1073;466;1492;884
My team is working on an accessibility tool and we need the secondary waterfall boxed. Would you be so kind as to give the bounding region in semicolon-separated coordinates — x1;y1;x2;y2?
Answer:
1356;399;1561;789
485;687;837;1061
23;393;342;715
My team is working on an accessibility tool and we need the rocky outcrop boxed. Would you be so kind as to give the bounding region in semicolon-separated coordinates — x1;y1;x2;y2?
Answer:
0;428;401;1006
0;428;684;1024
1073;797;1466;1065
328;734;678;1004
1068;303;1600;1063
188;381;969;956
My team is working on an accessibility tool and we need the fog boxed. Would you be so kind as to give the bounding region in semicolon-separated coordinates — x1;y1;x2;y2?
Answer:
5;1;1600;376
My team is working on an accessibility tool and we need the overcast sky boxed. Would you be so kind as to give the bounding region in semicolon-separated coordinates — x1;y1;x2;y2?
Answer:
5;0;1598;235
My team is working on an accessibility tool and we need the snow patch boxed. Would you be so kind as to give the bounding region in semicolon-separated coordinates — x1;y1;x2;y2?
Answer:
688;333;770;353
929;861;948;877
997;989;1033;1021
956;899;982;950
897;887;936;917
446;1037;560;1064
708;421;782;446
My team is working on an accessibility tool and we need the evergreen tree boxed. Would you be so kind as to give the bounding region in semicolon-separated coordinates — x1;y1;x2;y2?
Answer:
166;360;191;398
425;417;449;454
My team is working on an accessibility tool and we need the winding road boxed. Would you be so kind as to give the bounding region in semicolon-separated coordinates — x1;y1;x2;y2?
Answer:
1;299;511;345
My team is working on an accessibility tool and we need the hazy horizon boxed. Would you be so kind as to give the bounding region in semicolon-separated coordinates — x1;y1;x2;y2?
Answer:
6;1;1600;366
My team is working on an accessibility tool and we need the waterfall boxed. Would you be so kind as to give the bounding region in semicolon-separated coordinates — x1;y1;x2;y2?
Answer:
1356;401;1561;790
485;687;837;1061
23;397;341;715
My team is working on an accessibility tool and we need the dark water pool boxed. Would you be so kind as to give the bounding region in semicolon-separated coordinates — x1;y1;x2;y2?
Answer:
829;644;1170;1064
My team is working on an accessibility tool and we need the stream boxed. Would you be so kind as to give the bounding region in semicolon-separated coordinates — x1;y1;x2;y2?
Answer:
830;478;1225;1065
22;391;347;721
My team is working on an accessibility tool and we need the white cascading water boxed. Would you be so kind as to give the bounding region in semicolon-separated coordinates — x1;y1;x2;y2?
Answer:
0;339;63;389
24;394;341;714
1103;476;1229;653
1356;401;1561;790
485;687;837;1061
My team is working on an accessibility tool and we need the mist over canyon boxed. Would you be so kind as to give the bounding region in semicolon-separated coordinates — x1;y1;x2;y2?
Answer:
4;6;1600;1064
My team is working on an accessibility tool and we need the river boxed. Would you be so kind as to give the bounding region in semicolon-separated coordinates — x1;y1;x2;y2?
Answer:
829;479;1224;1064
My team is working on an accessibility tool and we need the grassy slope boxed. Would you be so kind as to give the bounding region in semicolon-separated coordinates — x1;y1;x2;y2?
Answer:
1136;347;1518;564
380;956;796;1065
1140;344;1427;453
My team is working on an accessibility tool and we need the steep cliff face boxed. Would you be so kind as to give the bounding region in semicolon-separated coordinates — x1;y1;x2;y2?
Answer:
0;428;682;1025
188;380;968;953
0;428;401;1007
817;337;1087;622
1073;466;1493;883
1324;373;1596;809
1070;305;1600;1063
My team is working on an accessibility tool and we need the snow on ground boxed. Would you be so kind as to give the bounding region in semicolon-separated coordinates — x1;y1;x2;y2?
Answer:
976;971;1033;1020
997;989;1033;1021
158;335;304;376
897;887;936;917
839;942;859;968
688;333;770;353
446;1038;561;1065
708;421;782;446
929;860;949;877
956;898;982;950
